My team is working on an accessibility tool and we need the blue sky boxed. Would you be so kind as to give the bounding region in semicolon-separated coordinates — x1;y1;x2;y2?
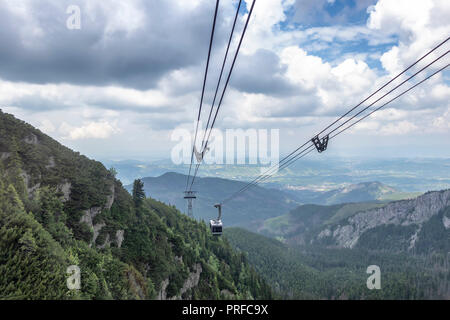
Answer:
0;0;449;162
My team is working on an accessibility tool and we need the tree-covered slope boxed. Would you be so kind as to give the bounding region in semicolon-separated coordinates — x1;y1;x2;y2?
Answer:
260;190;450;254
0;110;272;300
259;202;386;244
225;228;450;299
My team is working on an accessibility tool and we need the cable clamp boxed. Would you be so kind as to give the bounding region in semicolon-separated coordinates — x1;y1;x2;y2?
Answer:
311;135;329;153
194;145;210;163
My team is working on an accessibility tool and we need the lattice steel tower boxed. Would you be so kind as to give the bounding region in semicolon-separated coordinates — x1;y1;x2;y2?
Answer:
183;191;197;218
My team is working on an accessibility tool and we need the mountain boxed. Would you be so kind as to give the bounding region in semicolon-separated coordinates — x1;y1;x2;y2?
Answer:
260;190;450;254
259;202;387;243
125;172;299;228
283;181;421;205
105;157;450;193
225;228;450;299
315;190;450;252
0;110;273;300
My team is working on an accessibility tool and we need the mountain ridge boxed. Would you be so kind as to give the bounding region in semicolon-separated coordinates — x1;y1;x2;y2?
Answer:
260;189;450;253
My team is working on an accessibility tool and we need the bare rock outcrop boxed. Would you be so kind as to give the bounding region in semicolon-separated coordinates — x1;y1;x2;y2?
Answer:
157;279;170;300
158;263;203;300
0;152;11;160
20;171;40;196
443;215;450;229
24;133;38;145
115;230;125;248
79;181;117;247
57;181;72;202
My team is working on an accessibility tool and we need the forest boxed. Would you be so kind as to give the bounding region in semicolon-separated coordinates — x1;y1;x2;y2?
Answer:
225;227;450;299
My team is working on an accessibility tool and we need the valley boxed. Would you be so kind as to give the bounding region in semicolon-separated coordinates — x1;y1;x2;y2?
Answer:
1;111;449;300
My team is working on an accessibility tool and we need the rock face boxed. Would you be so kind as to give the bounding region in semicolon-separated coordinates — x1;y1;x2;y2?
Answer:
0;152;11;160
317;190;450;248
157;263;203;300
157;279;170;300
174;263;202;300
79;182;116;247
443;215;450;229
80;207;102;246
115;230;125;248
20;171;41;196
23;133;38;145
57;181;72;202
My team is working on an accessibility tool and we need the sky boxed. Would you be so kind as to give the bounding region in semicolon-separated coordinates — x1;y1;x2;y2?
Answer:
0;0;449;163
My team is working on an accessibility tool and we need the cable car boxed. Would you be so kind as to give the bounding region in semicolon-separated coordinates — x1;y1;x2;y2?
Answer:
210;203;223;236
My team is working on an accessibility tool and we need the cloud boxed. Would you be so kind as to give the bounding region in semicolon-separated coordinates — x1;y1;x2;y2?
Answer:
38;119;56;133
60;120;121;140
291;0;378;26
0;0;449;160
0;0;236;89
367;0;450;74
231;49;296;95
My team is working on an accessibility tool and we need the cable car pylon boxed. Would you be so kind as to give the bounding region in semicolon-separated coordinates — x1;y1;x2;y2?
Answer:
183;191;197;218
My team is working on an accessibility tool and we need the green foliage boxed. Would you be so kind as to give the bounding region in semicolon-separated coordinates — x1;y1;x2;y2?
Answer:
0;110;272;300
132;179;145;209
415;207;450;254
0;184;70;299
356;224;418;252
225;227;450;300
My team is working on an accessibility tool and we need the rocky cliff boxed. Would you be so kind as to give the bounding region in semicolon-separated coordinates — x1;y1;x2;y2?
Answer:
316;189;450;249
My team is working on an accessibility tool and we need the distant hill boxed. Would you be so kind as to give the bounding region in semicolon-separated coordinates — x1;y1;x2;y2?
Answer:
284;181;421;205
104;158;450;193
0;110;272;300
125;172;299;228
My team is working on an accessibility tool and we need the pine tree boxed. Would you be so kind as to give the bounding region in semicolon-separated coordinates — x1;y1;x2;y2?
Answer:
132;179;145;208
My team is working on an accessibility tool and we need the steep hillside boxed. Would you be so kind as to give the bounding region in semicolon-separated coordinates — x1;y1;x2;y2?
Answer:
225;228;450;299
126;172;299;228
0;110;273;300
315;190;450;251
260;202;386;244
259;189;450;254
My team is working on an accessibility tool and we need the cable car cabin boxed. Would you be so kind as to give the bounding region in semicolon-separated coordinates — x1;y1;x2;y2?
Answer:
210;203;223;235
210;219;223;236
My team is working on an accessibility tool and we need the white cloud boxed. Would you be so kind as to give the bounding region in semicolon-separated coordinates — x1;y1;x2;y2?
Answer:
38;119;56;133
60;121;121;140
1;0;449;159
368;0;450;74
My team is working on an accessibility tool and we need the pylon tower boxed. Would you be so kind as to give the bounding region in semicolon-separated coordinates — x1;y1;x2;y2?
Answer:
183;191;197;218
